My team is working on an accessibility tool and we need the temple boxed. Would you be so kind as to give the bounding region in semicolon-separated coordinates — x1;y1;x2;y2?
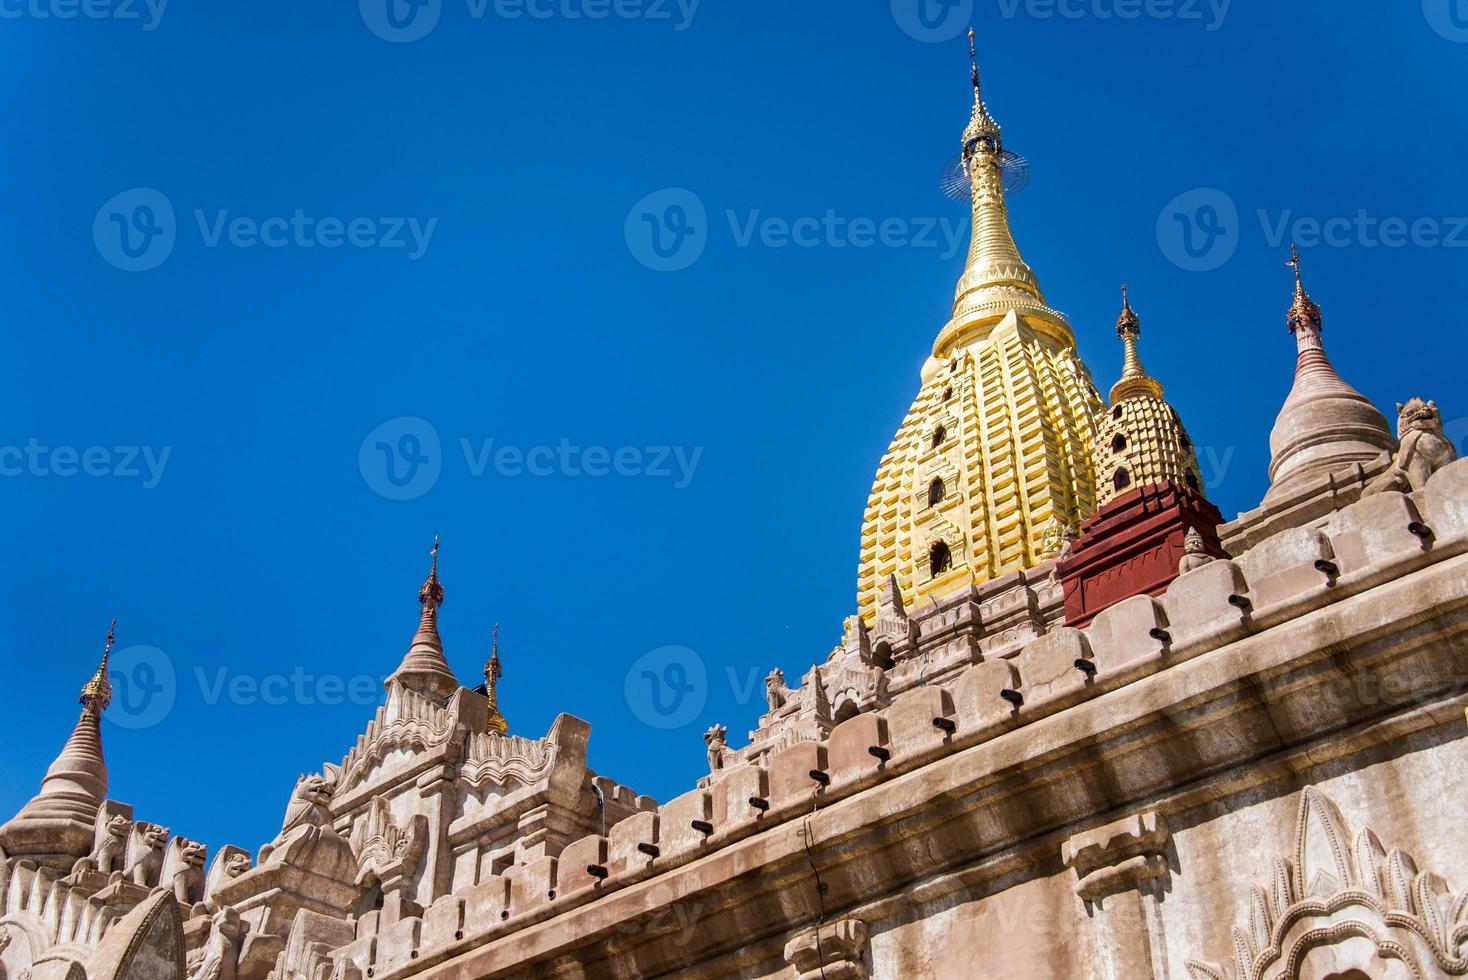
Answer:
3;33;1467;980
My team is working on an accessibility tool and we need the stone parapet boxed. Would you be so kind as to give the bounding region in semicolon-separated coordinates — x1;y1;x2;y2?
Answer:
324;461;1468;979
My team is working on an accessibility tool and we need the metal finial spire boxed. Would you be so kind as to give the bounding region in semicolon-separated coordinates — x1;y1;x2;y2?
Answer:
1286;244;1323;335
80;619;117;714
1110;285;1163;402
969;27;980;94
484;624;508;736
1117;283;1141;337
418;536;445;609
962;27;1001;154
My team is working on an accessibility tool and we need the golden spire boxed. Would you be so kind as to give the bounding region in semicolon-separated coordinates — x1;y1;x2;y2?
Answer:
1109;285;1164;403
938;28;1066;356
1286;244;1323;336
484;625;508;736
963;27;1001;151
419;535;445;609
79;619;116;715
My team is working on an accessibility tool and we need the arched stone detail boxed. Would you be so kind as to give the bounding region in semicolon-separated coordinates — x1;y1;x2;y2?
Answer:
1186;787;1468;980
87;890;185;980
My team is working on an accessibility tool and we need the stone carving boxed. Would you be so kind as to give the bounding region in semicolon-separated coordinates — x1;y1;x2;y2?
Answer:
1186;786;1468;979
184;906;244;980
203;847;252;902
460;730;555;788
765;668;790;713
703;724;728;773
337;687;455;796
1364;398;1459;496
160;837;207;905
1179;527;1216;575
1062;810;1171;903
1039;517;1071;559
259;769;337;865
88;888;186;980
842;615;873;664
125;822;170;888
802;664;833;723
784;917;868;980
350;797;428;889
71;811;132;878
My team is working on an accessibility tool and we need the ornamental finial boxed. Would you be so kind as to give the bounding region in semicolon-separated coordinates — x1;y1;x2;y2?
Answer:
969;27;979;94
80;619;116;714
1286;244;1323;335
962;27;1001;155
484;624;508;736
1117;283;1141;337
418;536;445;609
1109;285;1164;403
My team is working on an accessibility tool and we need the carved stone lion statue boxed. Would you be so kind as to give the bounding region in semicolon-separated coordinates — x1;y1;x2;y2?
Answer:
1364;398;1458;496
71;812;131;878
162;837;208;905
125;822;170;888
764;669;789;713
258;767;339;864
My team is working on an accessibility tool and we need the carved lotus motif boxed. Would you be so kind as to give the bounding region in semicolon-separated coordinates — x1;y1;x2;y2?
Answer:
1187;787;1468;980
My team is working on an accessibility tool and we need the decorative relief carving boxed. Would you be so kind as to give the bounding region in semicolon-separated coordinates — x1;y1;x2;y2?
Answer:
784;917;868;980
460;731;555;788
1062;810;1171;904
337;688;455;795
1186;787;1468;980
350;797;427;889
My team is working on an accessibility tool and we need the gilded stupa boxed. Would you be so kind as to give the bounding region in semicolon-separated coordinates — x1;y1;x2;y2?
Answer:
1091;286;1203;507
857;32;1103;623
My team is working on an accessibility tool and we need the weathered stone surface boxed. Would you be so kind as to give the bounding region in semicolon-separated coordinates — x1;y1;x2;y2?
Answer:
1085;594;1168;677
1015;628;1093;707
828;713;888;784
1239;525;1336;609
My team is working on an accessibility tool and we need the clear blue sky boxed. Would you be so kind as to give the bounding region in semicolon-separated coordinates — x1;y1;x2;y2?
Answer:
1;2;1464;857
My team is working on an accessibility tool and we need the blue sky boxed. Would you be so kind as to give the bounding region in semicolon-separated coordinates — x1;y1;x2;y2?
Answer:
1;2;1464;857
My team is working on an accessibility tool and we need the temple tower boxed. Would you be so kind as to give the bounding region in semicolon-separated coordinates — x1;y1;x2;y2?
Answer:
0;622;116;869
1264;247;1397;504
857;32;1103;623
386;538;460;703
1091;286;1203;503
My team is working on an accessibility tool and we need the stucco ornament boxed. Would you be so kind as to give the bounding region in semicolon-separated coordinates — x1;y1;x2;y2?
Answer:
1186;787;1468;980
258;766;338;864
1364;398;1459;496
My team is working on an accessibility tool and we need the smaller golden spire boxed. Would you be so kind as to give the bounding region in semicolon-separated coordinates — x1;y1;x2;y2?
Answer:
419;536;445;609
484;625;508;736
1109;285;1164;403
79;619;116;715
1286;244;1323;335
